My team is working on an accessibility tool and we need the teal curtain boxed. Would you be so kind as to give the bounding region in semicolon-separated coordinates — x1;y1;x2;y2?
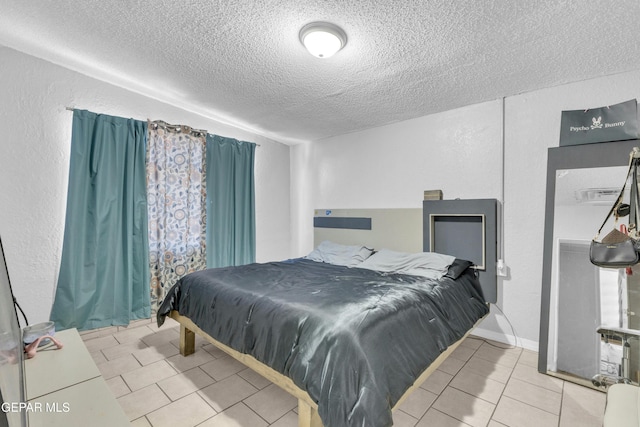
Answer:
50;110;150;331
206;134;256;268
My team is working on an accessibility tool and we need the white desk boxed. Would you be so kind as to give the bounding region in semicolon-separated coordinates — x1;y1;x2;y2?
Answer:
25;328;129;427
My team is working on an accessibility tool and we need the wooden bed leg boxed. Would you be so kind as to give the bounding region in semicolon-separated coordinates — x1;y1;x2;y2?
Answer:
180;324;195;356
298;399;323;427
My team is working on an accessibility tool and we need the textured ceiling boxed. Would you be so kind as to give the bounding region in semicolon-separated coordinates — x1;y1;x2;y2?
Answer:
1;1;640;144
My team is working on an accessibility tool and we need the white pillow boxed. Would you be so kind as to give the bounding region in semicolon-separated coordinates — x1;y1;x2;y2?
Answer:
307;241;374;267
357;248;455;279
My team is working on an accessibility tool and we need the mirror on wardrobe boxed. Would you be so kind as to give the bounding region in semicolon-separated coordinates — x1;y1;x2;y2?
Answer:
539;139;640;389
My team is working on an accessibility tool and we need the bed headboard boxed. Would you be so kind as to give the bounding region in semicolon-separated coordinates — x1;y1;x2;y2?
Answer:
423;199;498;303
313;208;423;252
313;205;497;303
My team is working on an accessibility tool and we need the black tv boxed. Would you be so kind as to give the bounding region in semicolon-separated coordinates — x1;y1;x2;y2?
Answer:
0;237;27;427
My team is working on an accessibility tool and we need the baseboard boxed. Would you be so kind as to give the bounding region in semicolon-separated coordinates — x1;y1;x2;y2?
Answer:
471;327;539;352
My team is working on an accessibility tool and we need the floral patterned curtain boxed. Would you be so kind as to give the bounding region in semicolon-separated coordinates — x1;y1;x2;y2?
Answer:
146;121;207;311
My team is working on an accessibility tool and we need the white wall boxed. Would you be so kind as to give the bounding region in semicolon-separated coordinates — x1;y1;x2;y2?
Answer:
0;46;291;325
502;70;640;349
291;100;504;254
292;69;640;350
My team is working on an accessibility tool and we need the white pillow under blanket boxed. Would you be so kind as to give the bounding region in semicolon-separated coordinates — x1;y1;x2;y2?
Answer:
307;241;374;267
357;248;455;279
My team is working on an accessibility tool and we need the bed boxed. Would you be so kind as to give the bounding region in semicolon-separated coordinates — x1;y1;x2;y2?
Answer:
157;241;489;427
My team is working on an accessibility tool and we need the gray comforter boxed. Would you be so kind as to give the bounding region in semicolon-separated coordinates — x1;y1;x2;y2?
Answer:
157;258;488;427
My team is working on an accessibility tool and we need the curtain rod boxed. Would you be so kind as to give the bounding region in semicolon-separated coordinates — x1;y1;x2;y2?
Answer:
65;106;261;146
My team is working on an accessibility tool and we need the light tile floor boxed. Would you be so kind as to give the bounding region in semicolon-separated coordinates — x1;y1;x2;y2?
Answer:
80;318;606;427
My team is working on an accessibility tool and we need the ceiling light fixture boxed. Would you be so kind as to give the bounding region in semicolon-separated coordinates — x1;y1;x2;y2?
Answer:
299;22;347;59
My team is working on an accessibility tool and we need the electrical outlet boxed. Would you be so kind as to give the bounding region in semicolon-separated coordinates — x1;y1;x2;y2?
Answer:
497;259;507;277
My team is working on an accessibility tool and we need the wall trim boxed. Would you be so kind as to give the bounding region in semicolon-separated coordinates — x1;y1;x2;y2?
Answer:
471;326;539;352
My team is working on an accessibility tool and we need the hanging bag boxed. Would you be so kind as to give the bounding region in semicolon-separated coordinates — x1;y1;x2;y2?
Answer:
559;99;639;146
589;148;640;268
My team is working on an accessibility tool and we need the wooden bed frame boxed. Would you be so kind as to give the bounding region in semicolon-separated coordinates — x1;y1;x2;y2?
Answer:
168;208;493;426
171;310;485;427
